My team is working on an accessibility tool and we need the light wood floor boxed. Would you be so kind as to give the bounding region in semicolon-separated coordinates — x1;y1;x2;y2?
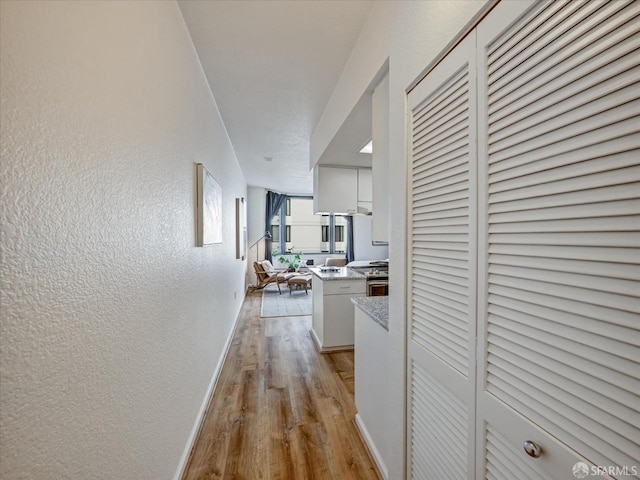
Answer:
182;290;381;480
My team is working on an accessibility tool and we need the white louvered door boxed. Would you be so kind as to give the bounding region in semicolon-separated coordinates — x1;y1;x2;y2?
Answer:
476;1;640;479
408;0;640;478
407;33;477;480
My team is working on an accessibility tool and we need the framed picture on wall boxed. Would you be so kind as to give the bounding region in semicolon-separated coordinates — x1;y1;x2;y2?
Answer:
196;163;223;246
235;197;246;260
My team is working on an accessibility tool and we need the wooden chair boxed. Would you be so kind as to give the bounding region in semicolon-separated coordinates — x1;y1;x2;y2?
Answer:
253;261;285;293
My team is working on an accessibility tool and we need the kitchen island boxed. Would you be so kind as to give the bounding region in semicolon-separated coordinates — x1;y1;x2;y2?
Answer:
309;266;366;352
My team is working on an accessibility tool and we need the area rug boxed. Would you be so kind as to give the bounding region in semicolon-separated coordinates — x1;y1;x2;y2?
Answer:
260;284;312;317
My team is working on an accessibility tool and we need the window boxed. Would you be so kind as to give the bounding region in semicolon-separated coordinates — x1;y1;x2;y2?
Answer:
333;216;346;253
321;225;329;242
270;196;347;254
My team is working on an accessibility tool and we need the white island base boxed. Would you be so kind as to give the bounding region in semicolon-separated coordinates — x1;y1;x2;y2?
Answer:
309;267;365;352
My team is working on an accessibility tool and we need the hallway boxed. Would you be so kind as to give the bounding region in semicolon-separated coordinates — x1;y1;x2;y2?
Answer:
183;291;381;480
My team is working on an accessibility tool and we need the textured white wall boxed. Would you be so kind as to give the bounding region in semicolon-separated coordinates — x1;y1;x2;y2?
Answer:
311;1;489;478
0;1;246;479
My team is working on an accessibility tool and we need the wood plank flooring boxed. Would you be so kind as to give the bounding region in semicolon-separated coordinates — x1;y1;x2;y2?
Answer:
182;290;381;480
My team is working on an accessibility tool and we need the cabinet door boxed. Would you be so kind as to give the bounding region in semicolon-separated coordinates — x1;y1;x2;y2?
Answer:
372;73;390;244
476;1;640;478
314;166;358;214
323;292;365;348
407;31;477;479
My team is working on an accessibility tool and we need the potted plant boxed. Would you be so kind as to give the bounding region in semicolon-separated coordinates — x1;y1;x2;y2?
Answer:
272;251;303;272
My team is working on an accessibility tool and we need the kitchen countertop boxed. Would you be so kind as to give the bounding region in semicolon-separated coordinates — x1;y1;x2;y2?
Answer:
310;266;365;281
351;296;389;331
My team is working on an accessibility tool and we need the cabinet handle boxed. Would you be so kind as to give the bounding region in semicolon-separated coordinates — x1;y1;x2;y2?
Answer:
340;286;350;289
523;440;542;458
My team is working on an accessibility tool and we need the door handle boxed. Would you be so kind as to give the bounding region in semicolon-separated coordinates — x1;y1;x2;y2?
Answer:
523;440;542;458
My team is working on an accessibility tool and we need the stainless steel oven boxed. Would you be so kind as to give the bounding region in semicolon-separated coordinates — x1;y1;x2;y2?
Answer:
348;261;389;296
365;271;389;296
367;279;389;296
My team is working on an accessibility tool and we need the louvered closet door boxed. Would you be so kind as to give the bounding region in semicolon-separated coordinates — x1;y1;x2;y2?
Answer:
407;33;477;480
476;1;640;478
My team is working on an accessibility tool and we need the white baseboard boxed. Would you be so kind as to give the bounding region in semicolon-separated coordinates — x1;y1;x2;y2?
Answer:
309;328;323;351
172;300;244;480
309;328;353;353
355;413;388;480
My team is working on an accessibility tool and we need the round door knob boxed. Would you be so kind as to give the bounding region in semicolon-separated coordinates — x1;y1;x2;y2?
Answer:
523;440;542;458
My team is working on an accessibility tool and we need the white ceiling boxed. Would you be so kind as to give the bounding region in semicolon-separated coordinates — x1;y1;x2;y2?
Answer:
178;0;374;195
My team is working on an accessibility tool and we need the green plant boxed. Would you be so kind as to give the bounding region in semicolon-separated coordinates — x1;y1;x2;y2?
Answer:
272;252;302;271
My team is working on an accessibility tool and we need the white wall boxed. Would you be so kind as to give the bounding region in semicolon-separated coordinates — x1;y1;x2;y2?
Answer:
0;2;246;479
311;1;489;478
246;186;267;284
247;186;267;248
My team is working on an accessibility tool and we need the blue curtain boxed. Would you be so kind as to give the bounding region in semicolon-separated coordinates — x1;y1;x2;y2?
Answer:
265;191;287;262
344;215;354;263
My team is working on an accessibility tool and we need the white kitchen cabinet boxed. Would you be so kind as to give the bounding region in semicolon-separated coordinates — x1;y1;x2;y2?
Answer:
407;1;640;478
371;73;389;244
310;271;365;351
357;168;373;214
313;165;372;215
313;165;358;214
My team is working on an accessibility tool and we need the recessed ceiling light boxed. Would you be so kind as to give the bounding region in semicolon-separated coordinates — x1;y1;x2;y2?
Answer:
264;156;273;162
359;140;373;154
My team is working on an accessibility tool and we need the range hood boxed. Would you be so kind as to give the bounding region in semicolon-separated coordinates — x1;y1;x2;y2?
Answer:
357;204;372;215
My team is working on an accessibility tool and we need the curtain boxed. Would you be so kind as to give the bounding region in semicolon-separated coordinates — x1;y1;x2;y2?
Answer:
265;191;287;262
344;215;354;263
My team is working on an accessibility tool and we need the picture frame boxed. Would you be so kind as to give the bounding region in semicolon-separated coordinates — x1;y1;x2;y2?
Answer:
235;197;247;260
196;163;223;246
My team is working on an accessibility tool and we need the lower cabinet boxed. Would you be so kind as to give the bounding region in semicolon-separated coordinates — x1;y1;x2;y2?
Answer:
311;277;365;351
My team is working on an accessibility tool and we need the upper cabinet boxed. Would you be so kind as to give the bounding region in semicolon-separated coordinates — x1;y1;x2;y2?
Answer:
371;73;390;244
357;167;373;214
314;165;372;214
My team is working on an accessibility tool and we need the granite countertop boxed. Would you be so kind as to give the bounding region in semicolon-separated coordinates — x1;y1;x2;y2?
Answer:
352;296;389;331
310;266;365;281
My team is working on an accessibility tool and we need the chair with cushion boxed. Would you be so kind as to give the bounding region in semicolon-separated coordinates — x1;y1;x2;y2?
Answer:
260;259;287;276
324;257;347;267
253;261;287;293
